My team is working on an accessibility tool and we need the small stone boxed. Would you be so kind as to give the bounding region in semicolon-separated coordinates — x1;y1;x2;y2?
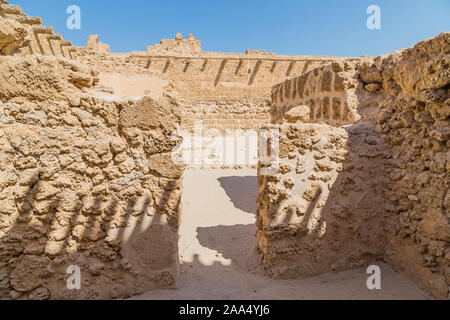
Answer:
284;105;310;123
365;82;381;93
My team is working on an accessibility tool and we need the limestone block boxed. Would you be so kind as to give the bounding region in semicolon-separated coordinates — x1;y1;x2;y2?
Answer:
0;17;29;55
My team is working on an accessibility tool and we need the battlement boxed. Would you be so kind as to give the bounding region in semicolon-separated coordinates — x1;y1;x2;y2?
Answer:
146;33;202;55
87;34;110;55
0;0;80;58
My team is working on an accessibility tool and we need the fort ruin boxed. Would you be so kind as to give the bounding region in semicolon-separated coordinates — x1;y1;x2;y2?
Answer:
0;0;448;300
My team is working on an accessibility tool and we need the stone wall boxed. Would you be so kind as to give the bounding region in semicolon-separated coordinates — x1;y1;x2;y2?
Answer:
258;32;449;299
123;53;349;100
0;2;78;58
365;33;450;299
178;97;271;169
146;33;201;55
256;123;385;278
270;59;378;126
0;53;185;299
87;35;110;56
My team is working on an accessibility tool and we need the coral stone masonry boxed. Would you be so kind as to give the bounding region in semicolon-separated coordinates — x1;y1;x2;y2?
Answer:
0;0;448;300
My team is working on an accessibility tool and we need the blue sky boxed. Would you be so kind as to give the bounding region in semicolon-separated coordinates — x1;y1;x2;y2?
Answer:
13;0;450;57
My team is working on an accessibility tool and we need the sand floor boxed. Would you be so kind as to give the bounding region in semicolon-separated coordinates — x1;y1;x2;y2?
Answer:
132;169;433;300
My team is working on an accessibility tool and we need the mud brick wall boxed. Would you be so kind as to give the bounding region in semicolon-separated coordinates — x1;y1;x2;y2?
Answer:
256;123;385;278
270;60;376;126
260;32;449;299
123;55;341;100
364;33;450;299
0;2;77;58
0;54;184;300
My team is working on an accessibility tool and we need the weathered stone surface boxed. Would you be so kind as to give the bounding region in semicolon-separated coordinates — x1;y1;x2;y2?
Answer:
0;0;448;301
10;255;49;292
264;32;449;299
0;17;29;55
0;32;184;299
283;105;310;123
257;123;385;278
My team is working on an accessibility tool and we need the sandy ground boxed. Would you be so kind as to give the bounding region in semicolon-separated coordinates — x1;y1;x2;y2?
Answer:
132;169;433;300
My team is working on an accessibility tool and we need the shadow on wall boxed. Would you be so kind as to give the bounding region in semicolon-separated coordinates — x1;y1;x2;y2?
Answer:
256;123;387;279
0;172;181;300
217;176;258;214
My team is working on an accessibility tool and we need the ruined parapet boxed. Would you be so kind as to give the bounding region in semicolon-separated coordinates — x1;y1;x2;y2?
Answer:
146;33;202;55
270;58;379;126
256;123;385;278
86;34;111;55
246;49;276;56
0;1;78;58
0;14;29;55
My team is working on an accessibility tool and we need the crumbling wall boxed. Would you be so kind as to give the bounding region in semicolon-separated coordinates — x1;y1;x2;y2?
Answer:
0;2;77;58
270;58;380;126
364;32;449;299
256;123;385;278
0;54;184;300
87;35;110;56
177;97;270;169
146;33;201;55
123;54;347;100
258;32;449;299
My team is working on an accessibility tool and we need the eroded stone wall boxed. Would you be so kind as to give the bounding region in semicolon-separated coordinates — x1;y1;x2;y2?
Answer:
270;58;380;126
178;97;271;169
364;33;450;299
1;0;448;300
0;2;77;58
256;123;385;278
258;32;449;299
0;53;185;299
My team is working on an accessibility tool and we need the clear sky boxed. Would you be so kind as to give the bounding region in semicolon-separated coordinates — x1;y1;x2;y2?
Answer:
13;0;450;57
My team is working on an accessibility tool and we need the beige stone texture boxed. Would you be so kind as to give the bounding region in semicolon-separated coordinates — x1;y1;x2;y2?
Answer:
0;0;448;300
261;32;449;299
0;46;184;299
257;123;385;278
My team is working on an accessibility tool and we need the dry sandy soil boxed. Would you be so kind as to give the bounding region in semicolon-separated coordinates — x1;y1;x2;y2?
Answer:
131;169;433;300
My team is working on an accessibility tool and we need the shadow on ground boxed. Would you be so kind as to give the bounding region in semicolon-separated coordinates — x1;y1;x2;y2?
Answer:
196;224;260;273
217;176;258;214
